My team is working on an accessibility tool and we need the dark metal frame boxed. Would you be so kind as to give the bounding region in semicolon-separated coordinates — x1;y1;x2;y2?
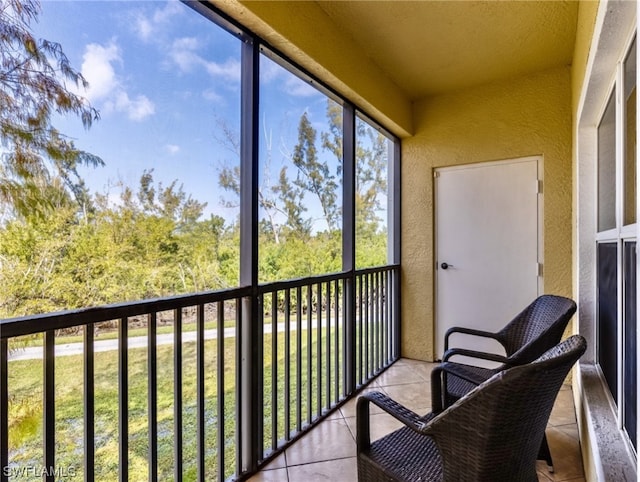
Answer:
1;268;398;481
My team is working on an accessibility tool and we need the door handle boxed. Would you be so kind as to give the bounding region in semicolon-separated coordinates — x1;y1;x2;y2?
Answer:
440;262;453;270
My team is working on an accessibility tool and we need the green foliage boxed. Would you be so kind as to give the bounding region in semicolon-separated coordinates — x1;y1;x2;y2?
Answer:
275;166;310;237
259;230;341;283
7;394;41;448
0;207;78;317
0;174;238;318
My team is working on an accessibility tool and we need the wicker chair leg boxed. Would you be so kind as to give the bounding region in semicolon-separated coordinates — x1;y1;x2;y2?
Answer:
538;433;553;472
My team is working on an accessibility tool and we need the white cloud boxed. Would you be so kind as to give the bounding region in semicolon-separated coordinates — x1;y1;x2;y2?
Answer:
79;41;155;122
261;62;321;98
133;1;184;42
204;58;241;82
170;37;241;82
115;92;155;121
260;60;281;83
285;76;319;98
153;1;183;23
165;144;180;155
202;89;223;103
135;16;153;42
80;42;121;102
169;37;201;72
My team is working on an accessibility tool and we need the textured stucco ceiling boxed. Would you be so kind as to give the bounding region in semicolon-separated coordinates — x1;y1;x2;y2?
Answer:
315;0;579;99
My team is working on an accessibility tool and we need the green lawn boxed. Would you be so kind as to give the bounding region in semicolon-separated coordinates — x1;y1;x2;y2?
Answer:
8;336;236;481
6;319;356;482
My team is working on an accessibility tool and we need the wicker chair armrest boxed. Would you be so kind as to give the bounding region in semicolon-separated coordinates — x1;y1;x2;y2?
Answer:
431;363;491;412
444;326;503;350
356;391;432;453
442;347;508;364
439;362;490;385
430;365;446;413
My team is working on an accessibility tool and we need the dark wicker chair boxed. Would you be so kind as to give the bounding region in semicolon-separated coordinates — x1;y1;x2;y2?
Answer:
431;294;576;470
356;334;587;482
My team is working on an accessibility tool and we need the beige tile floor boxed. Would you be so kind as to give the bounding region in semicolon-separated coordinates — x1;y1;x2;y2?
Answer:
250;358;585;482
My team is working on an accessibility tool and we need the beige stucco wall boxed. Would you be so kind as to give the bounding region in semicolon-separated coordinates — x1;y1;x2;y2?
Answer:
402;66;573;361
572;1;600;119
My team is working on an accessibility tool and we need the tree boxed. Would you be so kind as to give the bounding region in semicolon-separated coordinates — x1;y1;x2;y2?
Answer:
321;99;343;170
276;166;310;236
215;117;283;243
0;0;102;218
290;112;339;231
137;169;207;231
322;100;388;232
355;119;388;231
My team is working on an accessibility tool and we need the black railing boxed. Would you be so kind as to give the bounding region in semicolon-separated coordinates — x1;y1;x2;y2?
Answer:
0;265;399;481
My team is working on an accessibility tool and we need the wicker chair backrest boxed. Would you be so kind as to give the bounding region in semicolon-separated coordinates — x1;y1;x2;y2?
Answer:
496;294;576;366
427;334;586;481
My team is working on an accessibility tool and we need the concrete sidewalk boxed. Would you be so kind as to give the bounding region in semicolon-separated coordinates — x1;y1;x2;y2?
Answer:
7;321;308;361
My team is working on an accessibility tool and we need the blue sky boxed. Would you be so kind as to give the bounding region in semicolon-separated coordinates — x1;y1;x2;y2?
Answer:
33;0;333;224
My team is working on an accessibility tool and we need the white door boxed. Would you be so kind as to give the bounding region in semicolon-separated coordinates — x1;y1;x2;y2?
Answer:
435;157;541;362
